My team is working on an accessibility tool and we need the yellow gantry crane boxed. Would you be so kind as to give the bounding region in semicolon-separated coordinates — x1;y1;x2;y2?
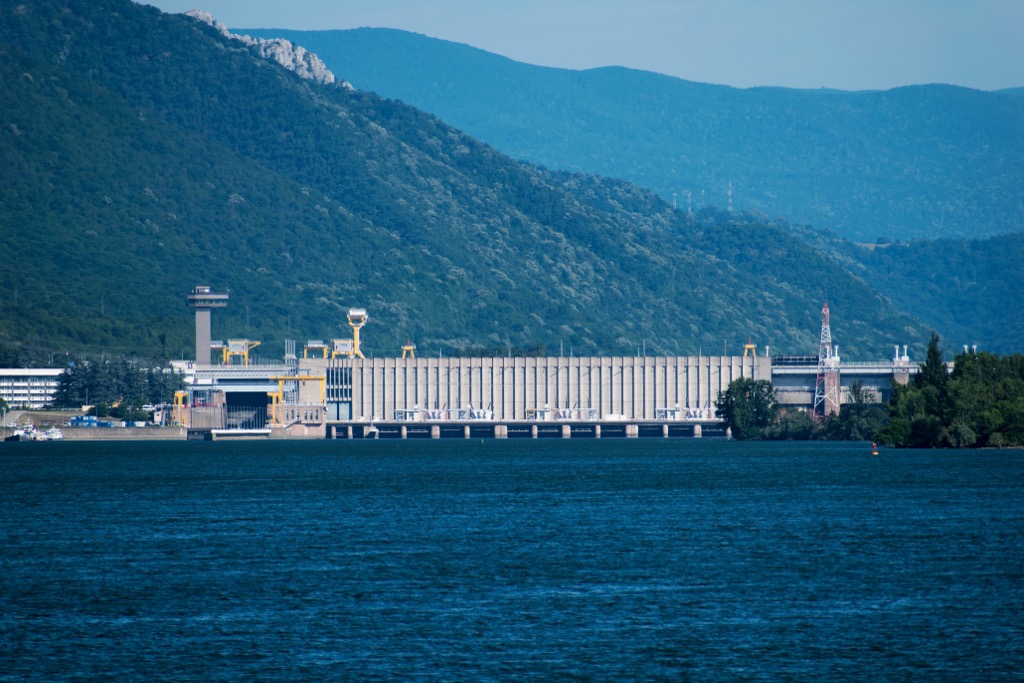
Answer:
402;340;416;359
222;339;261;366
303;340;329;359
266;375;327;426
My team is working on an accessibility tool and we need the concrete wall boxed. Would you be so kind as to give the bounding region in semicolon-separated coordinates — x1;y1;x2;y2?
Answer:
59;427;187;440
772;365;915;409
341;355;769;422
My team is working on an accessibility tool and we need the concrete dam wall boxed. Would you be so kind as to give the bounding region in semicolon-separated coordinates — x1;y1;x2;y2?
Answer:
326;355;771;422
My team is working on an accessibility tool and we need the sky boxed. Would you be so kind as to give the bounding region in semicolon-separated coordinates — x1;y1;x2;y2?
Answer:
144;0;1024;91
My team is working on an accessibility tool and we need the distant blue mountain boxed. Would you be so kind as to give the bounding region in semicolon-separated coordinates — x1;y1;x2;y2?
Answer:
242;27;1024;243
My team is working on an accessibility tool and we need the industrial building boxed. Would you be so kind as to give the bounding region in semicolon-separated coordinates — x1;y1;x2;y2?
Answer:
172;287;917;440
0;368;63;410
322;354;764;422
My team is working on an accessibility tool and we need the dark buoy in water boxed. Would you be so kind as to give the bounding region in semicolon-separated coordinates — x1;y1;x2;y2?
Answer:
871;441;879;456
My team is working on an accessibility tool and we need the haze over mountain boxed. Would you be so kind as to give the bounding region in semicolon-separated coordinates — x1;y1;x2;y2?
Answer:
0;1;1018;366
242;28;1024;243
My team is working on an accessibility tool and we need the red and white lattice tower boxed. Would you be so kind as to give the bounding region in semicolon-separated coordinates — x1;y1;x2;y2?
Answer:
812;302;841;418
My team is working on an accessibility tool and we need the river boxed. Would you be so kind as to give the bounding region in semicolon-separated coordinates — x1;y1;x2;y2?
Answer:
2;439;1022;681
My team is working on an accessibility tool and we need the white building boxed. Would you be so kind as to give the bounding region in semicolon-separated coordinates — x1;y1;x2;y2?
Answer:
0;369;64;409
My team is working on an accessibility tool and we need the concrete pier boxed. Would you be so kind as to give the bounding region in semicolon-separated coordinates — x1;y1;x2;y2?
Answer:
328;420;726;440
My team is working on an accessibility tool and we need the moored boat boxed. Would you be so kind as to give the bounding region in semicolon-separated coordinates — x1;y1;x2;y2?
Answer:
4;425;64;441
43;427;64;440
5;425;37;442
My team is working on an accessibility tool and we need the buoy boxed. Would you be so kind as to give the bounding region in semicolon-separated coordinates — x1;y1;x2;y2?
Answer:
871;441;879;456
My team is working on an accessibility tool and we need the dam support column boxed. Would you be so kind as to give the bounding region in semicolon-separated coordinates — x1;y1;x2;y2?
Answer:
431;425;440;439
494;424;507;439
594;424;601;439
626;424;638;438
562;424;571;439
694;423;702;438
531;425;538;439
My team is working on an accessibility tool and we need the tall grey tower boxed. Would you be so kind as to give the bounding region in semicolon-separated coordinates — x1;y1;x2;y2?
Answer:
187;285;228;364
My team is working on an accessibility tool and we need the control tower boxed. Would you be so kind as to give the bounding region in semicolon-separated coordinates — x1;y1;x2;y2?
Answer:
187;285;228;364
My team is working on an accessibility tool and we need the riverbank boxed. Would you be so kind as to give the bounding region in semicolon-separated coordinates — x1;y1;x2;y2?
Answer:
2;410;183;441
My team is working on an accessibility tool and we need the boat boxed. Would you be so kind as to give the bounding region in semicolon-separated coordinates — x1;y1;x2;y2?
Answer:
43;427;64;440
5;425;37;442
3;425;64;441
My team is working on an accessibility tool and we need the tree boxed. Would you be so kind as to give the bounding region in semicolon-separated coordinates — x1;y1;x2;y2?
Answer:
918;332;948;386
878;334;1024;448
946;350;1024;447
716;378;777;440
52;357;183;411
819;381;887;441
763;408;817;440
878;333;950;448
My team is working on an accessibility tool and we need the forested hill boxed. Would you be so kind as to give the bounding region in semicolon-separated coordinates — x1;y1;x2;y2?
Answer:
0;0;933;364
244;27;1024;243
839;233;1024;355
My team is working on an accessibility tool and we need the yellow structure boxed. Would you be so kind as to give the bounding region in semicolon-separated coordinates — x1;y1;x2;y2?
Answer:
743;340;757;358
222;339;261;366
331;308;369;359
172;390;188;426
402;341;416;359
303;340;329;359
266;375;327;426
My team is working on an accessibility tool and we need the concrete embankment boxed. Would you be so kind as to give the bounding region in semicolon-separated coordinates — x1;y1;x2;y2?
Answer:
57;427;187;441
4;411;186;441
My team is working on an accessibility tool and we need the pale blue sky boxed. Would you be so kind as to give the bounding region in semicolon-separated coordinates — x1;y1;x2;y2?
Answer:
145;0;1023;91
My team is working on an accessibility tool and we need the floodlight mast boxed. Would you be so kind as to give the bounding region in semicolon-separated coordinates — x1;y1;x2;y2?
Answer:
347;308;368;359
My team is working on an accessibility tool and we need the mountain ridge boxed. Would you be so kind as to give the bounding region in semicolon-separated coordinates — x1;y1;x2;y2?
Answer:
1;1;1012;365
243;27;1024;243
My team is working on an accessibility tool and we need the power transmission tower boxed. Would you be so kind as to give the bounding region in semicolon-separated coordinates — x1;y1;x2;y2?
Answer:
812;302;841;418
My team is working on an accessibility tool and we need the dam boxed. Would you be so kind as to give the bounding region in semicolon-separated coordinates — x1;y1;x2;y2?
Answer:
175;291;918;440
323;355;765;422
318;354;764;439
177;351;915;440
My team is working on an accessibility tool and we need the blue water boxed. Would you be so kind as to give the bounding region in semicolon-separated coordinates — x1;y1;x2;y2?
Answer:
2;439;1022;681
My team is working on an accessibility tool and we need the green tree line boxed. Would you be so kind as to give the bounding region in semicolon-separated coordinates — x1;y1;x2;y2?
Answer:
714;377;888;443
877;334;1024;448
715;333;1024;448
52;357;184;420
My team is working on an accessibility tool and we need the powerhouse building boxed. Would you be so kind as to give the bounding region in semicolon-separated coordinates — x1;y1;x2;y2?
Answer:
321;354;770;422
